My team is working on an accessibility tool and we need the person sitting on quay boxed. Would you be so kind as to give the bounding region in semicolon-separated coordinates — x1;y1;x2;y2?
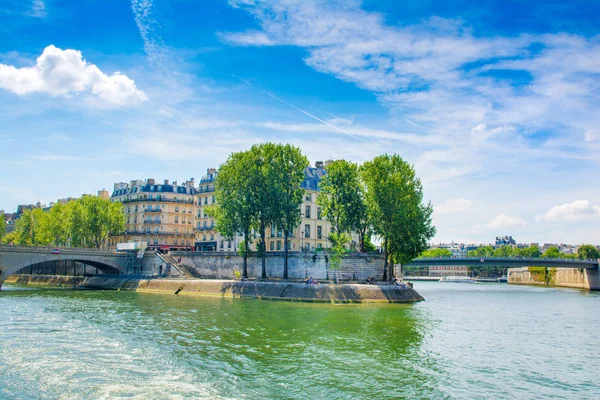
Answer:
366;276;375;284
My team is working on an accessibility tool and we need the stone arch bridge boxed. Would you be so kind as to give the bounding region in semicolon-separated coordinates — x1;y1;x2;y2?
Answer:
0;245;134;289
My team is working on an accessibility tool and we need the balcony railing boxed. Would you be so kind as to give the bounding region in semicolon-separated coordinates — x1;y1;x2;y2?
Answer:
123;231;196;237
197;186;215;193
143;220;162;224
119;198;195;205
197;226;215;231
145;208;162;213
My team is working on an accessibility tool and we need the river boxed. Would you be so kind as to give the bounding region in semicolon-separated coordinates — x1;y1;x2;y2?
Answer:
0;282;598;399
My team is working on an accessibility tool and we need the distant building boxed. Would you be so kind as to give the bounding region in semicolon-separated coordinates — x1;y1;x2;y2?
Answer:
429;265;468;277
109;178;198;251
97;189;110;199
495;236;516;248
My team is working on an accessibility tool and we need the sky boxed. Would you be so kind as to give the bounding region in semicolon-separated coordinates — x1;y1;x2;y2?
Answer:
1;0;599;245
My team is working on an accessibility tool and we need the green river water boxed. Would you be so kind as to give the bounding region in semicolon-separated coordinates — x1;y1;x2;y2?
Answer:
0;282;598;399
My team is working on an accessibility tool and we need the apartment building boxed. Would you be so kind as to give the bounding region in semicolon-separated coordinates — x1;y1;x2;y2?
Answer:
109;178;198;251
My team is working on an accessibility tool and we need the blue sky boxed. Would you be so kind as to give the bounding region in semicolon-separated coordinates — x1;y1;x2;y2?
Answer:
1;0;599;244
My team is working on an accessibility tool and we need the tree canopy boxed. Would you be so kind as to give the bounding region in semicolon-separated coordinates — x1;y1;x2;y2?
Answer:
577;244;600;260
3;197;124;248
361;154;435;280
419;248;453;258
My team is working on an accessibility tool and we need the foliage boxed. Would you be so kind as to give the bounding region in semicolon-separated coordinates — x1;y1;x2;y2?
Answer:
317;160;369;251
0;212;5;239
520;245;541;258
361;154;435;280
212;149;260;279
468;245;495;258
269;143;309;278
542;246;561;259
577;244;600;260
1;230;19;245
8;197;124;248
418;247;453;258
327;232;351;283
362;236;377;252
529;266;557;285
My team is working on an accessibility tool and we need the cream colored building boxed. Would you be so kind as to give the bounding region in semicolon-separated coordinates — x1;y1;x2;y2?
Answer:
109;178;198;251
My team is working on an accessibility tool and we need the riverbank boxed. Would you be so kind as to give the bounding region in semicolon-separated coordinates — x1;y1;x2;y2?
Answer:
508;267;600;290
3;275;424;303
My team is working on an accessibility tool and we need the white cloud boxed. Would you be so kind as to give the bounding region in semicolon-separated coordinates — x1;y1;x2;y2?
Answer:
223;0;600;190
28;0;46;18
435;198;472;215
585;130;596;142
485;214;527;229
537;200;600;222
0;45;147;106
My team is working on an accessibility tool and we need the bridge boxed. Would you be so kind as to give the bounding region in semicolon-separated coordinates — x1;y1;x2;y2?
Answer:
0;245;134;289
405;257;599;269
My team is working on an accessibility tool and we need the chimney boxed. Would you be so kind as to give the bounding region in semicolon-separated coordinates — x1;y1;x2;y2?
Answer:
147;178;155;185
173;181;178;186
164;179;169;185
315;161;324;169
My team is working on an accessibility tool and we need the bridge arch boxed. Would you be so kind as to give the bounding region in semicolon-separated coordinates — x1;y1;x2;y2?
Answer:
0;246;130;289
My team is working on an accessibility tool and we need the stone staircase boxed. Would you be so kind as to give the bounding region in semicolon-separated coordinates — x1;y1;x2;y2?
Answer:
156;253;195;278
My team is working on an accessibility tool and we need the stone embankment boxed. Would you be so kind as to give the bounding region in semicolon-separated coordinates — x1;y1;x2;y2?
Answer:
508;267;600;290
4;275;424;303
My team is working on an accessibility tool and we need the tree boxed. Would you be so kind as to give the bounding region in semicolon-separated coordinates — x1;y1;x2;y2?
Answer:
493;245;515;258
361;154;435;281
468;246;494;258
47;202;72;246
16;208;51;246
577;244;600;260
251;143;280;279
270;144;309;279
419;248;453;258
542;246;561;259
328;232;351;283
72;196;124;248
211;150;259;279
520;245;541;258
317;160;367;250
0;212;5;240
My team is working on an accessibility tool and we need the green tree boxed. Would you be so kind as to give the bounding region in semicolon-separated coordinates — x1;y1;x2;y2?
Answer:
0;212;5;240
577;244;600;260
493;245;516;257
211;150;259;279
317;160;368;250
1;230;19;245
69;197;124;248
270;144;309;279
419;248;453;258
468;245;495;258
251;143;281;279
520;245;541;258
542;246;561;259
16;208;51;246
327;232;351;283
361;154;435;281
47;202;72;246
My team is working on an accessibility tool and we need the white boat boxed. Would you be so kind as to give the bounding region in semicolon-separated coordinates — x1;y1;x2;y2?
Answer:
439;276;476;283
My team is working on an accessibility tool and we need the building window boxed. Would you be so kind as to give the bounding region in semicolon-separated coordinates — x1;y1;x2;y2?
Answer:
227;241;231;248
317;243;322;249
175;216;179;223
174;239;178;245
276;240;281;250
210;234;214;240
212;196;215;204
220;240;224;249
154;238;158;244
305;205;311;219
305;193;311;202
317;226;322;239
204;197;208;205
317;207;322;220
305;225;310;238
270;224;276;237
175;206;179;212
270;241;274;251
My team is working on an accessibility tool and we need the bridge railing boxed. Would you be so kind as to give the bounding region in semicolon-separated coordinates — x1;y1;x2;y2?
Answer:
414;257;598;264
0;244;119;255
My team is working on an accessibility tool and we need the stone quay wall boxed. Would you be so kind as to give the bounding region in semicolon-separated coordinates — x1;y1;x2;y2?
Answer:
168;251;387;281
508;267;600;290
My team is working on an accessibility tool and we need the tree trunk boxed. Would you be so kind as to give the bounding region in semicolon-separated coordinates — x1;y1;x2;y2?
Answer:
243;231;249;279
382;238;388;281
260;225;267;279
283;230;289;279
359;228;366;252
